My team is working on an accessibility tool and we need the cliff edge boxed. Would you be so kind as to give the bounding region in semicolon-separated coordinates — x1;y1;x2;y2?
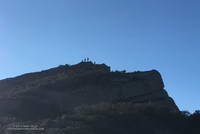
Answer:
0;61;178;119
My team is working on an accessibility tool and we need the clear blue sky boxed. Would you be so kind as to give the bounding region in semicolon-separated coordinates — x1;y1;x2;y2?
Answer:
0;0;199;112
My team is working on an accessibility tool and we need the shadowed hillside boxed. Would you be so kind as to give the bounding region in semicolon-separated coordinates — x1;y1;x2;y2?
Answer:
0;61;178;119
0;61;198;134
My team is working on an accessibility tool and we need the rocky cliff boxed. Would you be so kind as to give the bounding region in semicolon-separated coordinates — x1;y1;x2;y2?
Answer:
0;61;178;119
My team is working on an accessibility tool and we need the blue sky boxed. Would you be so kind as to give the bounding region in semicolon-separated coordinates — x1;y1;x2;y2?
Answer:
0;0;200;112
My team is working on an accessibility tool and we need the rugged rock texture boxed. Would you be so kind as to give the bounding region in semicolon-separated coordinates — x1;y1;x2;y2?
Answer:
0;61;178;119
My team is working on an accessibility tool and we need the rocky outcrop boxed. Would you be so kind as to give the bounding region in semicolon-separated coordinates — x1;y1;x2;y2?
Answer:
0;62;178;119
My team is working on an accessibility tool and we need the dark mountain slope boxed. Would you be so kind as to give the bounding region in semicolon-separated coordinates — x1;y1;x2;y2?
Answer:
0;61;178;120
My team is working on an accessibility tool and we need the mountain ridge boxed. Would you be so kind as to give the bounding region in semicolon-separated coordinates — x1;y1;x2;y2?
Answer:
0;61;178;119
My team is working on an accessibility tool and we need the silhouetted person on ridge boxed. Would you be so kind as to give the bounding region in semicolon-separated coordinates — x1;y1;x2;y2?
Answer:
83;58;86;62
86;57;89;62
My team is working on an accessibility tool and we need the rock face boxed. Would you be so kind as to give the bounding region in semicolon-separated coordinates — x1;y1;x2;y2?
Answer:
0;62;178;119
